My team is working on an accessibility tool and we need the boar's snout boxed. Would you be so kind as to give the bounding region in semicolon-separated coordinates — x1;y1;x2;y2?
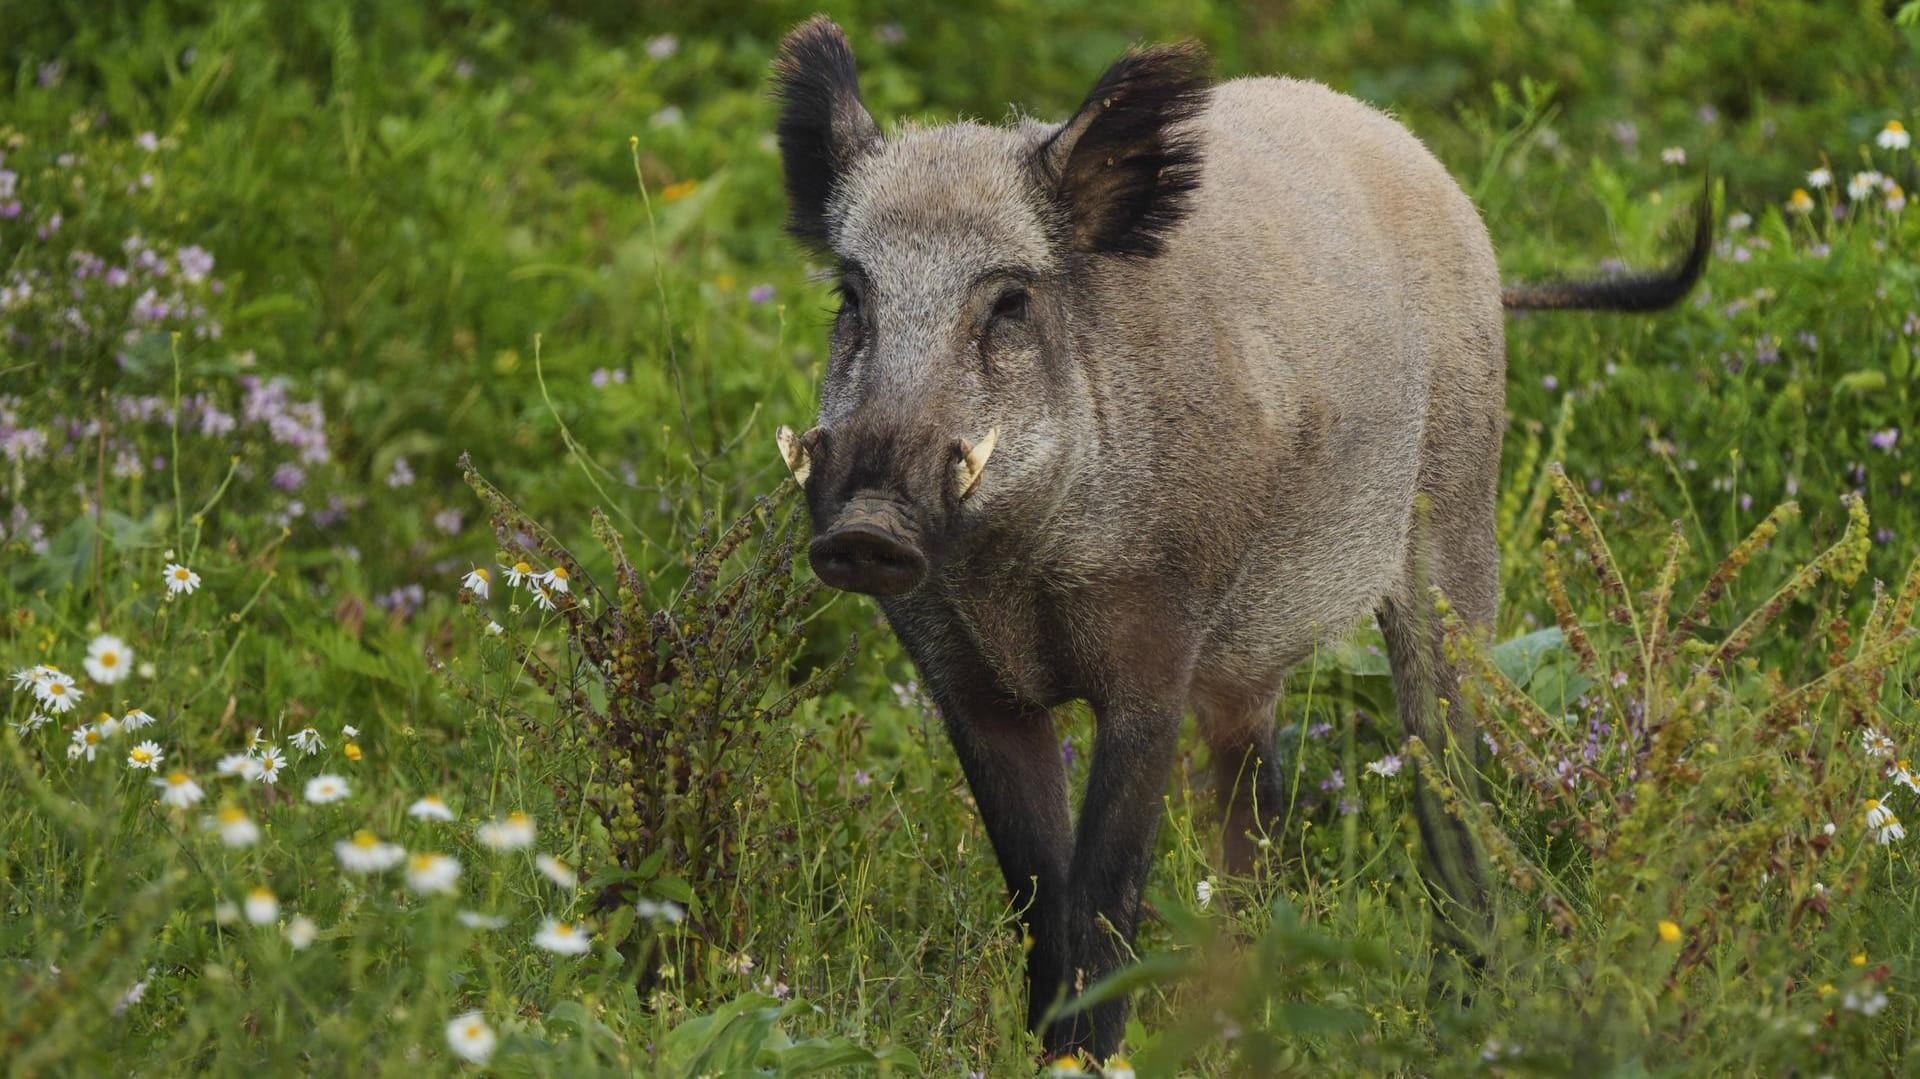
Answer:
808;499;928;597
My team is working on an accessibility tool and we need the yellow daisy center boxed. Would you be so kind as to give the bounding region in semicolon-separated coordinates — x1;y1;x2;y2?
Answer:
464;1023;484;1038
513;561;531;575
554;923;576;937
84;729;100;745
100;651;119;667
250;887;274;901
422;796;445;806
166;772;189;786
410;854;436;871
131;748;153;763
173;568;190;580
219;806;247;824
475;568;490;581
507;811;530;827
550;566;568;580
1889;121;1907;133
48;683;66;697
352;831;379;849
1867;799;1881;811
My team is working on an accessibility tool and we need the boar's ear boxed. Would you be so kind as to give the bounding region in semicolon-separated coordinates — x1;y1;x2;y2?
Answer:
771;16;882;250
1034;42;1211;258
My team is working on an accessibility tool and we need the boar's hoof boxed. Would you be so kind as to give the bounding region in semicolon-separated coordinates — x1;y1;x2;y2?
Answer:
809;522;927;597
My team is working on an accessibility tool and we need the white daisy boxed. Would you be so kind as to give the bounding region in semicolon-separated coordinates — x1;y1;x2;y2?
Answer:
217;752;264;780
335;830;406;873
9;666;45;692
405;852;462;895
67;723;104;761
213;806;262;847
126;740;164;772
341;724;359;739
1878;120;1910;151
214;902;240;926
152;771;204;808
1866;796;1895;829
11;712;52;734
408;795;456;821
539;566;571;594
1848;170;1887;201
1807;166;1833;189
461;567;492;599
1365;754;1404;778
1105;1058;1137;1079
1877;819;1905;845
503;560;534;587
95;713;122;739
244;887;280;926
304;774;350;804
1844;987;1890;1015
288;727;325;756
477;811;535;851
1195;878;1214;909
1893;760;1920;794
484;621;505;636
36;677;82;714
530;586;557;612
458;910;509;930
162;563;201;595
285;915;317;950
1660;146;1686;165
446;1012;498;1065
1862;729;1896;758
635;898;686;925
535;854;578;889
84;634;133;684
254;745;285;784
120;708;157;732
533;918;591;955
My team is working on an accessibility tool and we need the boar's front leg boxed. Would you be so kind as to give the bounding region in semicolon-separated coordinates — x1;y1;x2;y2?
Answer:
929;681;1075;1034
1046;693;1185;1059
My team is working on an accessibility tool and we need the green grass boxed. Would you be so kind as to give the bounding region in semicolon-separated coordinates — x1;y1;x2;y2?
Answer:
3;1;1919;1074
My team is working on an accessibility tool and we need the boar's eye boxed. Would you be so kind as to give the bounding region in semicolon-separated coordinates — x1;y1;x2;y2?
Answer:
834;280;863;320
988;288;1029;326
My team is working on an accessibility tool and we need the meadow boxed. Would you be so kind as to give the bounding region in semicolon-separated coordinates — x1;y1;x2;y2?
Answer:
3;1;1920;1074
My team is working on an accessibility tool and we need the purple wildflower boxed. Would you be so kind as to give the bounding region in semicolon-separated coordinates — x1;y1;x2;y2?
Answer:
748;283;776;304
1869;428;1899;452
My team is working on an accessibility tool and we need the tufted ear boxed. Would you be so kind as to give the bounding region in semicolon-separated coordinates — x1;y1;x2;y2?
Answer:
771;16;882;250
1033;42;1211;258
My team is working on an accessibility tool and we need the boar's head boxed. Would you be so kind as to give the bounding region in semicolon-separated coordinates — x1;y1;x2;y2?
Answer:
771;16;1209;596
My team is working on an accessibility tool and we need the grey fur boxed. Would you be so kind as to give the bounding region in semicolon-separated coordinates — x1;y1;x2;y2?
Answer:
771;16;1700;1059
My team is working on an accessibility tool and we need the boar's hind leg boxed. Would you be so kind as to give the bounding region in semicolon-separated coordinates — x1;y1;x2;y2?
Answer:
1378;493;1498;962
936;693;1074;1036
1195;690;1289;875
1047;696;1185;1059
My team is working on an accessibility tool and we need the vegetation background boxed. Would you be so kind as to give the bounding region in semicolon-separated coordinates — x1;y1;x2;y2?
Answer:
4;0;1920;1074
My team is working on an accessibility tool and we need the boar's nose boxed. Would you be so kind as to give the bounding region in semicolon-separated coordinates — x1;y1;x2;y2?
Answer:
808;500;927;597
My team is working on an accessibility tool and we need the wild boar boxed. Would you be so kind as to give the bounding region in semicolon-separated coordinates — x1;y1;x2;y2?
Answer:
769;15;1708;1059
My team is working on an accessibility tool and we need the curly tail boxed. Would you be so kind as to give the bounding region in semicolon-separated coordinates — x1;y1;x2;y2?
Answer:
1501;179;1712;312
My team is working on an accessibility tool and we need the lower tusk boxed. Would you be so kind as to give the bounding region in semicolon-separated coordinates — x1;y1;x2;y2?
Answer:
776;425;811;486
955;426;999;498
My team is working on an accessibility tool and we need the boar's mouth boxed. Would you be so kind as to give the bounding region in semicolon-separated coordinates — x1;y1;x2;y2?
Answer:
807;498;928;597
779;423;999;598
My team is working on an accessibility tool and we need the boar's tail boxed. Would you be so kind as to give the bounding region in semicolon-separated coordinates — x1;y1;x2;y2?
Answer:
1500;179;1712;313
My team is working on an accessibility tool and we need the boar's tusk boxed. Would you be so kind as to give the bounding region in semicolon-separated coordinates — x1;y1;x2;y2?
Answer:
776;425;812;486
954;426;999;498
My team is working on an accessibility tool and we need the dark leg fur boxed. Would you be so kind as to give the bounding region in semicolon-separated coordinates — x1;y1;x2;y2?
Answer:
1045;698;1185;1058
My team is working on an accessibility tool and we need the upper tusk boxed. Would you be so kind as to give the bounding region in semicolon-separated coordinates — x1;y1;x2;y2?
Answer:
776;425;811;486
955;426;998;498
